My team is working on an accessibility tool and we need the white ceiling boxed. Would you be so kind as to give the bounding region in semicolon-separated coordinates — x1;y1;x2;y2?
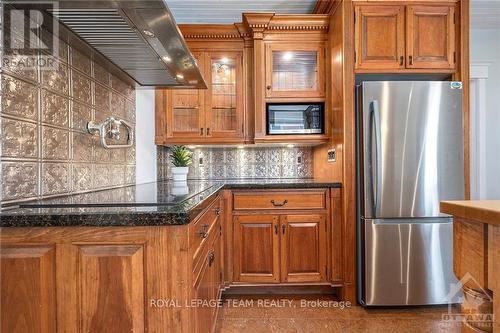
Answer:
166;0;317;24
471;0;500;29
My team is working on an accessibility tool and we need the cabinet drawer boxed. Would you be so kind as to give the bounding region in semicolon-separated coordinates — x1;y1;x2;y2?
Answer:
233;190;327;210
193;219;220;284
190;197;221;256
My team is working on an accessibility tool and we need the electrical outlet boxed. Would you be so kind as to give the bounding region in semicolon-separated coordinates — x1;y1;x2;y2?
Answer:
297;156;302;164
199;157;203;165
327;149;336;162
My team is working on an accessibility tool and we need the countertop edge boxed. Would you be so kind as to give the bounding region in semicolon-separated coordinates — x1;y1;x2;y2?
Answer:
0;181;342;227
440;200;500;227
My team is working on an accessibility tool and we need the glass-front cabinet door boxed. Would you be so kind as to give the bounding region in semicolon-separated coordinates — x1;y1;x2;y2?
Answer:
205;51;243;139
265;43;325;98
166;52;205;139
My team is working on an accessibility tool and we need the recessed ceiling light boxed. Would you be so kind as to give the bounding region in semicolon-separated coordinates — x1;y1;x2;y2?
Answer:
282;52;293;61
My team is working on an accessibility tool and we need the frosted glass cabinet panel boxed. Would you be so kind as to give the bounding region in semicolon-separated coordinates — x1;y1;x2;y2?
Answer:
265;43;325;98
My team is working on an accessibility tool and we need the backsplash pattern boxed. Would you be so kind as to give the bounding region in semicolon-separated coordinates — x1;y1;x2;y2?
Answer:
1;30;136;205
157;146;313;180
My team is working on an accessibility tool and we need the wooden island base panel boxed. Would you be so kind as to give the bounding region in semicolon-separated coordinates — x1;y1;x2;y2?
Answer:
441;200;500;333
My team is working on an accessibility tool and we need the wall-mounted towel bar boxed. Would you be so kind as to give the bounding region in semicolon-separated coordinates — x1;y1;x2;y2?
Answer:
87;116;134;149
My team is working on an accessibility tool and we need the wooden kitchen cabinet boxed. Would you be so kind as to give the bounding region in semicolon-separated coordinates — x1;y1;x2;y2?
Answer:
265;42;325;98
406;5;456;69
354;5;405;70
281;214;327;283
1;194;224;333
233;214;280;283
355;4;456;71
155;50;245;144
1;245;57;333
231;189;330;284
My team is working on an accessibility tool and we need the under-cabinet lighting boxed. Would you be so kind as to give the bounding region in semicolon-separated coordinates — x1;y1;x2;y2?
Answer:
142;30;155;38
176;74;184;79
237;145;245;149
287;144;294;148
162;55;172;62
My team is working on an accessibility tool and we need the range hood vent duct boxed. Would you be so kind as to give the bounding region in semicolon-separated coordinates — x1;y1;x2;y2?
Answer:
21;0;206;87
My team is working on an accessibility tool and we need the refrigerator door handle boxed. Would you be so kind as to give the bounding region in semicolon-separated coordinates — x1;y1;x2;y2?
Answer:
370;100;382;215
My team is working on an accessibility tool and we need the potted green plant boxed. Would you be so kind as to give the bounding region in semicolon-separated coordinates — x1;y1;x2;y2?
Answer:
169;145;193;182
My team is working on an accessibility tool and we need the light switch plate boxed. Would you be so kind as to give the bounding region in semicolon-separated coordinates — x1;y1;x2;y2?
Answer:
327;149;336;162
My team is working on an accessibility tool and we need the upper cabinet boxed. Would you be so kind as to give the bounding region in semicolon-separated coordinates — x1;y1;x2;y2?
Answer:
355;5;405;70
406;5;456;69
155;50;245;144
265;43;325;98
355;4;456;72
205;51;244;140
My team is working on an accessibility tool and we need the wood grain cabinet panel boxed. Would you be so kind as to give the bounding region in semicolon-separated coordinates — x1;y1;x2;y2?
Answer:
78;244;145;333
233;190;326;211
355;5;405;70
1;245;56;333
406;5;456;69
156;50;245;144
233;215;280;283
281;214;327;283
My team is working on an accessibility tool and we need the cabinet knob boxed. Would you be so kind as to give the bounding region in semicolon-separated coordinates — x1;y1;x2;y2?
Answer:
266;85;271;90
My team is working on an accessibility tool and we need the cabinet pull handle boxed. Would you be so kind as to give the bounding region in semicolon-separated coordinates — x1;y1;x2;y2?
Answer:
200;127;204;135
274;224;278;234
266;85;271;90
399;56;404;66
409;55;413;65
270;199;288;207
208;250;215;267
282;224;286;234
206;128;210;135
196;224;209;238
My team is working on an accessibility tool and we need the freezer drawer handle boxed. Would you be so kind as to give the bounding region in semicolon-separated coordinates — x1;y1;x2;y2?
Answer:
270;199;288;207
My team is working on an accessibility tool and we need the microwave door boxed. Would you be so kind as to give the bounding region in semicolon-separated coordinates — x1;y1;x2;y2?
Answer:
267;104;323;135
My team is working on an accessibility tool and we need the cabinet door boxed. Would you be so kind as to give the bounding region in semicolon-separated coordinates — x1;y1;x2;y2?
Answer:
77;244;145;333
205;51;244;139
355;5;405;70
281;214;327;283
1;245;56;333
166;51;205;139
233;215;280;283
406;5;455;69
193;252;213;333
265;43;325;98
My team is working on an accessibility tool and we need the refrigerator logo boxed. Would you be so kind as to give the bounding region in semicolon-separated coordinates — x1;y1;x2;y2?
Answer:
450;82;463;90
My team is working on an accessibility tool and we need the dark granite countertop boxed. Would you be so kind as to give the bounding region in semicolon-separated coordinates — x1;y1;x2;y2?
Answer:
0;179;341;227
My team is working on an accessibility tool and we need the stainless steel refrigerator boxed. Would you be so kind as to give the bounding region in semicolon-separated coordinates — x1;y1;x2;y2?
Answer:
356;81;464;306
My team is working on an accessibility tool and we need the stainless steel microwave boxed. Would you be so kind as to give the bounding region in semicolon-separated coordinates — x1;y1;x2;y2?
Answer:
266;103;324;135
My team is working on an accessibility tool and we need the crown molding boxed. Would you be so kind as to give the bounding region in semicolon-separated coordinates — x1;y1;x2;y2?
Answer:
179;24;243;40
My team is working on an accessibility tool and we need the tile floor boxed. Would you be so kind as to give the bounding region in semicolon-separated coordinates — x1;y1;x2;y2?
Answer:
215;296;462;333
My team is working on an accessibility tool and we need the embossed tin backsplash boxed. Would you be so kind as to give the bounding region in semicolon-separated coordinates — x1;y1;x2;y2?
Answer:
0;30;136;205
157;146;313;180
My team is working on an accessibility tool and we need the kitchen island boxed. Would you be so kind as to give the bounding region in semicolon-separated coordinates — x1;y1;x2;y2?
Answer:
441;200;500;333
0;179;342;333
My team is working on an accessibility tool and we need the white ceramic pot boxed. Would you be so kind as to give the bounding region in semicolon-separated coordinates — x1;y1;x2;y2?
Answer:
171;166;189;182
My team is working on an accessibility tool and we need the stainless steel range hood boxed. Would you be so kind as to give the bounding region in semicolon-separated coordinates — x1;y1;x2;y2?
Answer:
13;0;206;87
